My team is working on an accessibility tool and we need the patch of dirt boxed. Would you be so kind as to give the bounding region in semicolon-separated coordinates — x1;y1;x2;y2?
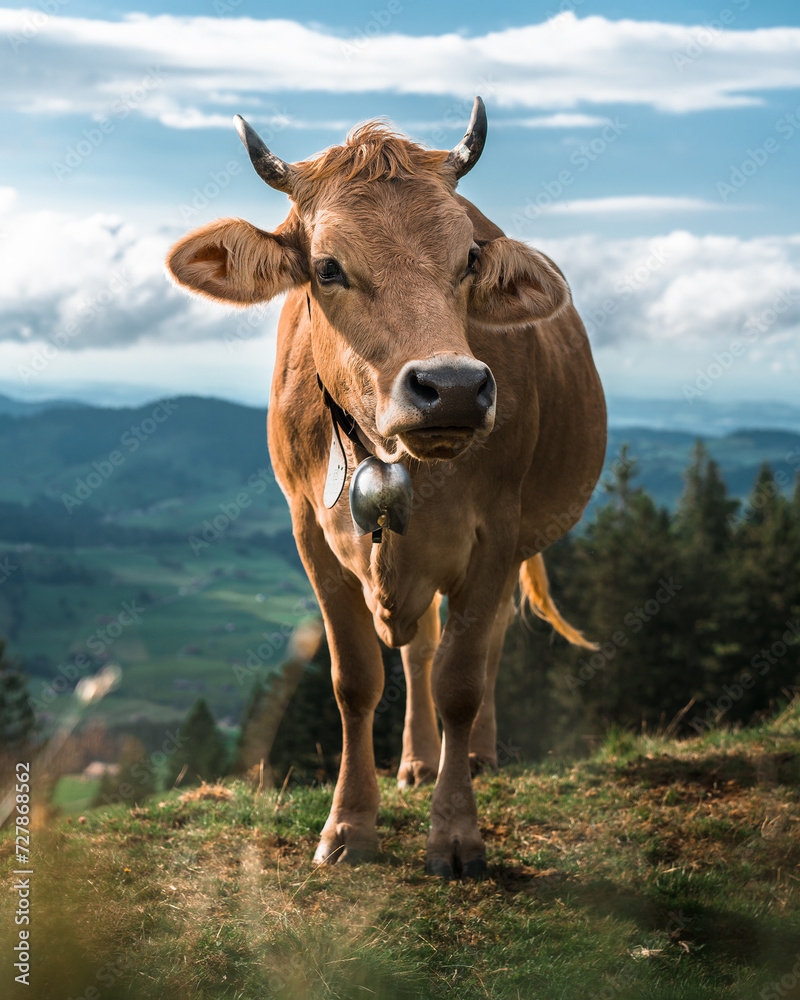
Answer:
178;782;232;803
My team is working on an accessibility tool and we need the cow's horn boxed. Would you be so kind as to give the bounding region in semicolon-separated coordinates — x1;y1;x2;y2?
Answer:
234;114;294;194
446;96;487;180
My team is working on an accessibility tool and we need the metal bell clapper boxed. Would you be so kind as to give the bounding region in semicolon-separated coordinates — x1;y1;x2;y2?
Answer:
350;457;413;543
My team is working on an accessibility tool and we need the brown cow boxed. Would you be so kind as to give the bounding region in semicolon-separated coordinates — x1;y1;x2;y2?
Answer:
167;98;606;879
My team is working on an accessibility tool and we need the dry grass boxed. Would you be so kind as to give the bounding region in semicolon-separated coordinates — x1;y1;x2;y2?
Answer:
177;782;233;805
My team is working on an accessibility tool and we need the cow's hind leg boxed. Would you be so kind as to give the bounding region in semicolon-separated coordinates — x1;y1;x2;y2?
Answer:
469;571;518;776
293;505;385;865
397;596;442;789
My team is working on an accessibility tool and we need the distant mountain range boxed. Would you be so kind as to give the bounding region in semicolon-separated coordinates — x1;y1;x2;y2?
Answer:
1;393;798;519
605;396;800;437
0;393;90;417
4;388;800;437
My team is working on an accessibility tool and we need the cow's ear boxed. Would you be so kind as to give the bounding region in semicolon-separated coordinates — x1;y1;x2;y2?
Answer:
166;217;308;305
468;237;570;329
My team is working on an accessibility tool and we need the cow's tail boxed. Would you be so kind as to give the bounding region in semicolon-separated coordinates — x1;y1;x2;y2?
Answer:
519;554;598;650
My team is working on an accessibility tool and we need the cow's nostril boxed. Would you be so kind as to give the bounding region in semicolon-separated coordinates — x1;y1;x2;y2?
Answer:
477;376;493;411
408;371;440;406
389;355;496;435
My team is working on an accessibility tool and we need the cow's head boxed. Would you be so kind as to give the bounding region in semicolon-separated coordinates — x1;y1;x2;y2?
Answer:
167;99;570;462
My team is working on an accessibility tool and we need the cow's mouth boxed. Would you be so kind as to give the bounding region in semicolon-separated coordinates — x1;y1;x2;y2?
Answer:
398;426;475;460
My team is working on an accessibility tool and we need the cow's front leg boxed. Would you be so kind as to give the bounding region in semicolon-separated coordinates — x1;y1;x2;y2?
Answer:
315;587;384;864
427;562;511;879
397;595;442;789
293;507;385;865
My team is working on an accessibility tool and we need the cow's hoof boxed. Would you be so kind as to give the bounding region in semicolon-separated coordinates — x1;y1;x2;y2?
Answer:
426;843;487;881
339;845;378;866
426;857;457;880
313;837;378;866
397;759;438;789
461;856;488;879
469;753;499;778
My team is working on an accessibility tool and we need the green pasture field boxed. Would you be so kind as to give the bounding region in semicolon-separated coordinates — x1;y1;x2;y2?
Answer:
50;775;101;815
12;539;313;729
2;706;798;1000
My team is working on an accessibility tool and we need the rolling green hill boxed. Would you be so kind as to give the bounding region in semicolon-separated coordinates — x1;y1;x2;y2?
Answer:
0;397;303;733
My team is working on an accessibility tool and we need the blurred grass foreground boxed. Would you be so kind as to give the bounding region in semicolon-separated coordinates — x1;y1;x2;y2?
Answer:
2;698;799;1000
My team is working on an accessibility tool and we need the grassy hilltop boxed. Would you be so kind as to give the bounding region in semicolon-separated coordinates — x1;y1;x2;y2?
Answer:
2;704;799;1000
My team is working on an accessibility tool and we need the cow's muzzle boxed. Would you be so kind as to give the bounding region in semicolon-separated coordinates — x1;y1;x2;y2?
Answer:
379;354;496;459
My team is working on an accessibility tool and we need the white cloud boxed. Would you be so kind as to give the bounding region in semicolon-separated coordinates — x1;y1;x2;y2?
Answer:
500;114;614;129
1;9;799;129
545;196;728;215
537;230;800;350
0;194;283;363
0;186;17;212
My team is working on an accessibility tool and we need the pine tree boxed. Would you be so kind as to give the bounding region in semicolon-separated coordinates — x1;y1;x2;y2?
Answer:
721;463;800;721
164;698;228;787
0;638;35;750
670;441;742;728
675;441;738;558
548;446;694;733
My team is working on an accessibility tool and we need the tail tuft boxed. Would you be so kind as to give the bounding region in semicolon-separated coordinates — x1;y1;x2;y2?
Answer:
519;554;598;650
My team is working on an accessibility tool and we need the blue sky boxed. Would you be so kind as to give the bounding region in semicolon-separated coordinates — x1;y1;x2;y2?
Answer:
1;1;799;411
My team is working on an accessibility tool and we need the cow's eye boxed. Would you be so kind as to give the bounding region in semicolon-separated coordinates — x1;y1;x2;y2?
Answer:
316;259;345;285
463;245;481;279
